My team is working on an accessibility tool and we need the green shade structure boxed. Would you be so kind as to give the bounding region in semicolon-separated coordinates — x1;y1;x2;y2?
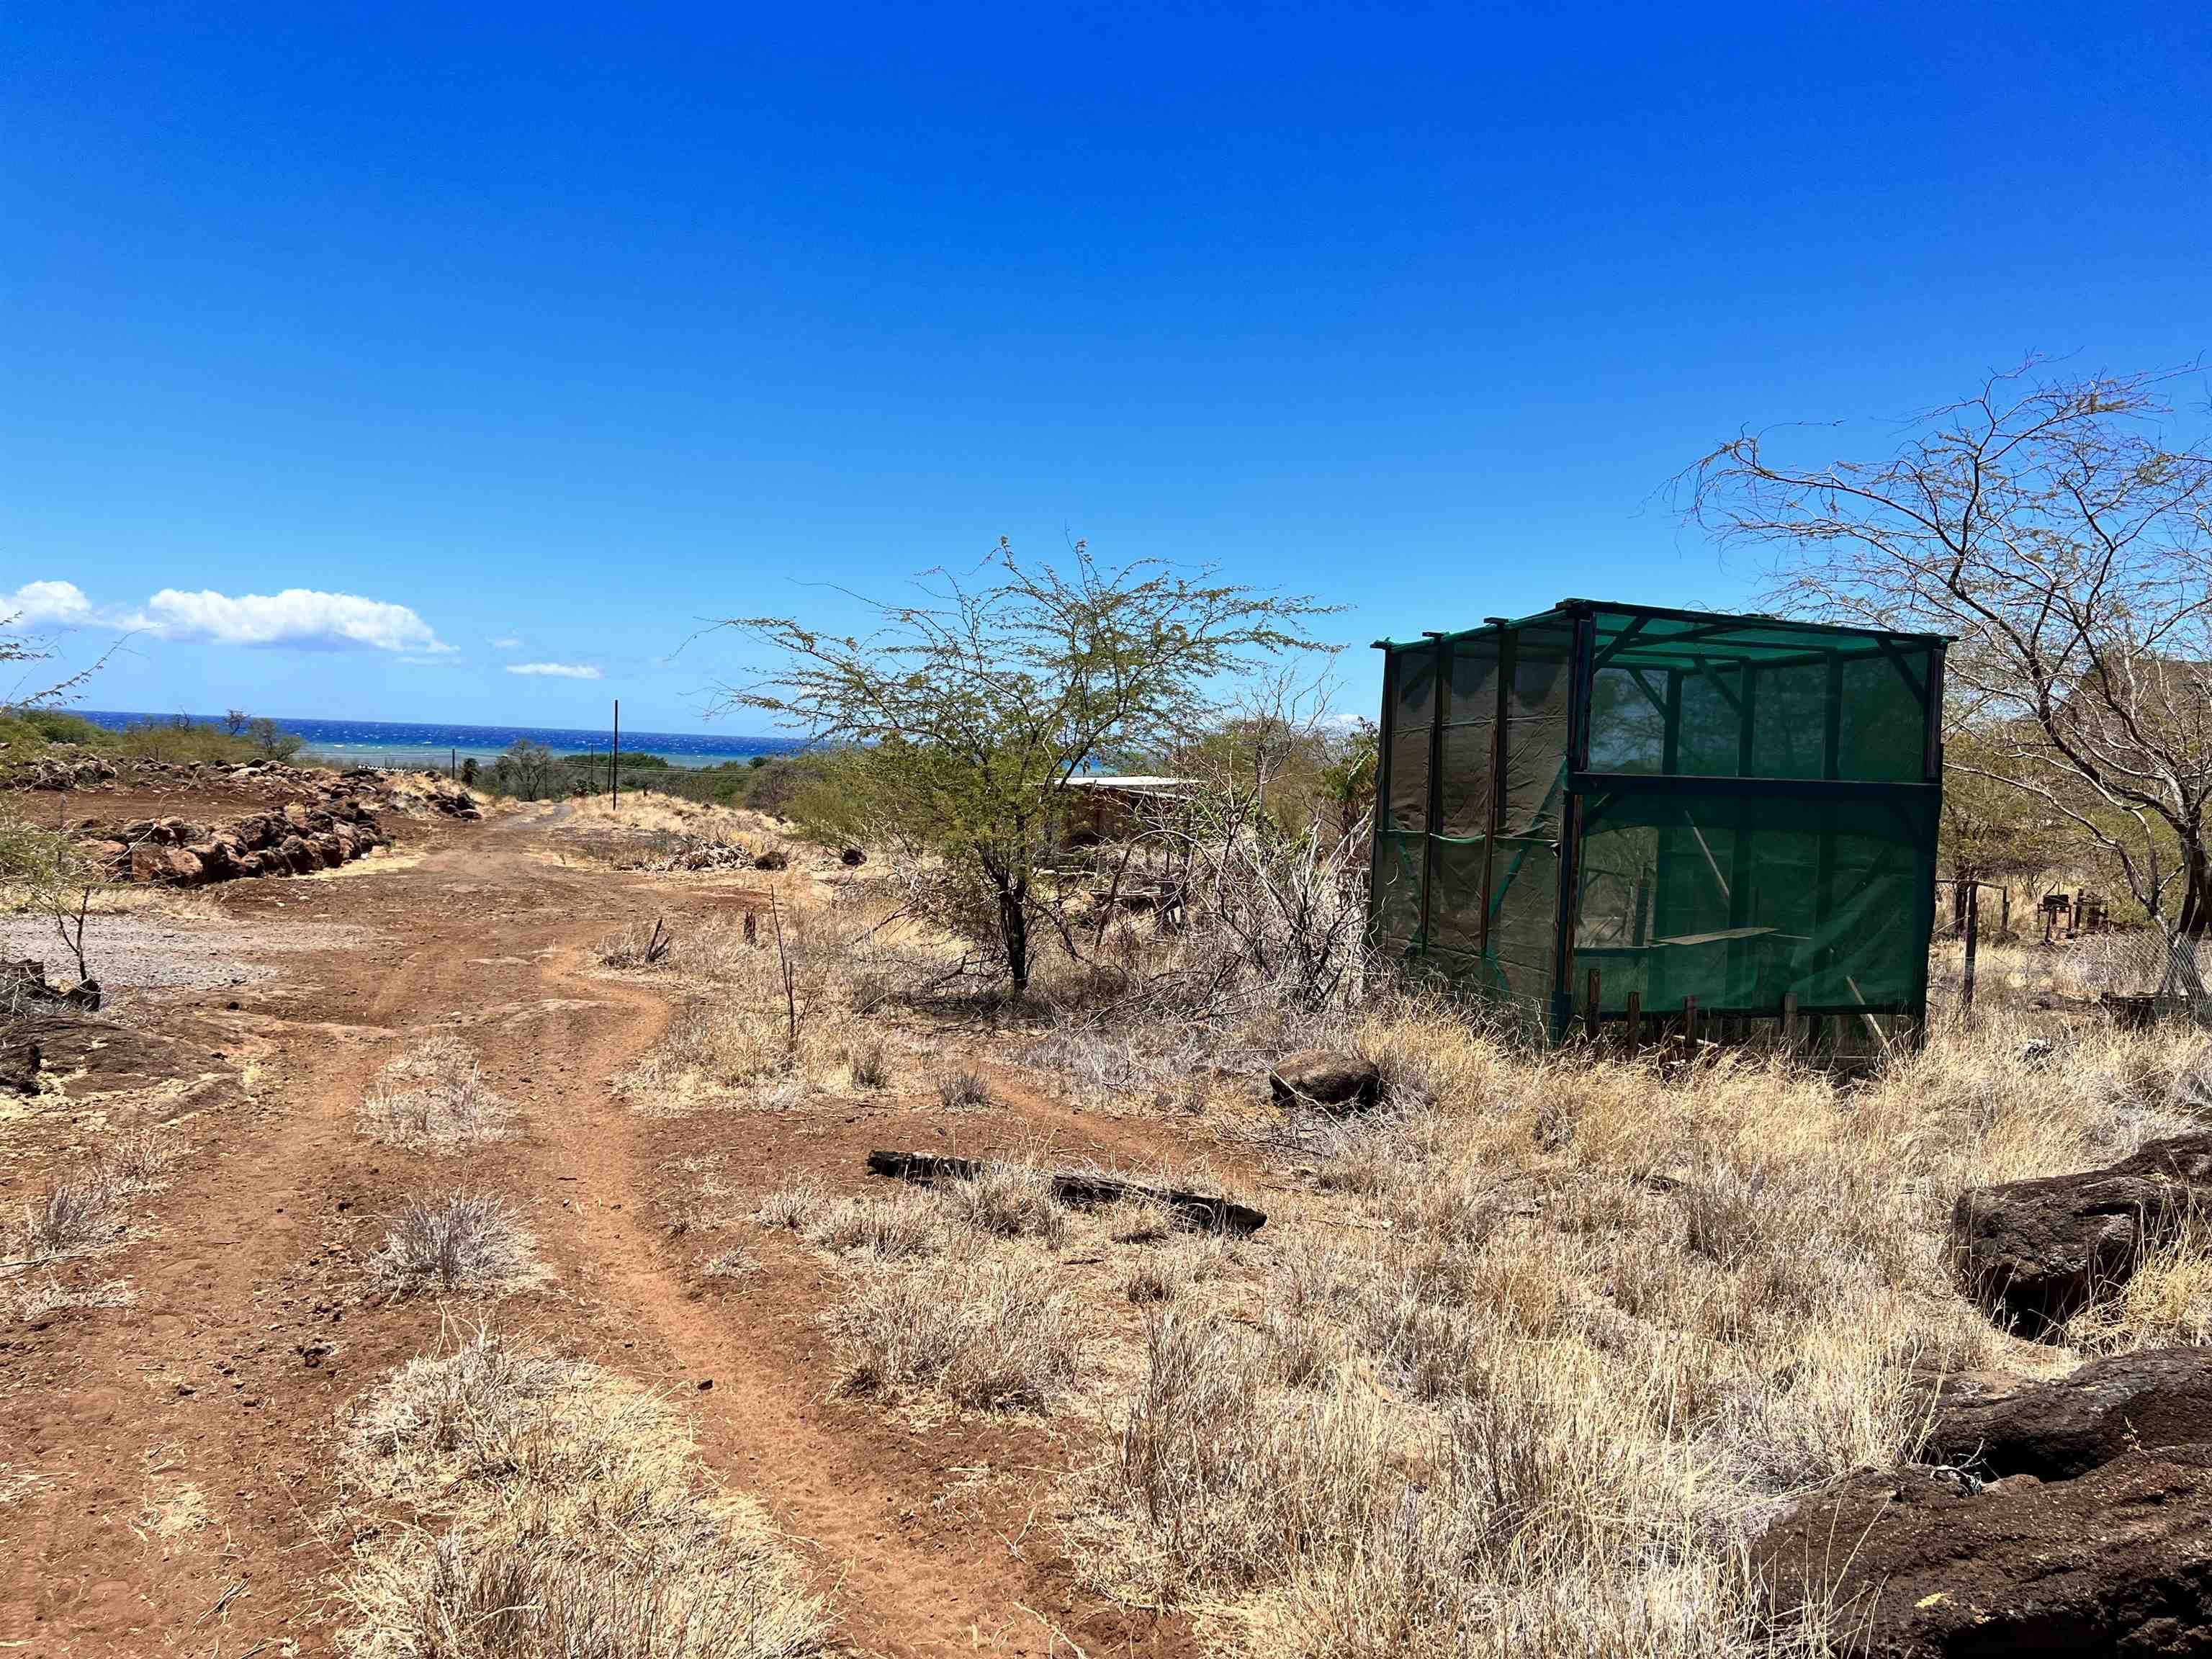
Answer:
1370;600;1947;1043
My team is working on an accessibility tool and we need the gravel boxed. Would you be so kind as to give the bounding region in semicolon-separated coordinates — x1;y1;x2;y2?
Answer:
0;914;368;992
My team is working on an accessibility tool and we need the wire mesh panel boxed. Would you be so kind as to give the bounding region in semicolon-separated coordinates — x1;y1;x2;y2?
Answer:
1372;599;1946;1041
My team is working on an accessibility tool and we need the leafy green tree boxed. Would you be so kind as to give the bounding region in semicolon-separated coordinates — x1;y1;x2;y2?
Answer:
718;541;1331;994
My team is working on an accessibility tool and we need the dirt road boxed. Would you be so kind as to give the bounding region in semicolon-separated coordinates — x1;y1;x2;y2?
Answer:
2;804;1197;1657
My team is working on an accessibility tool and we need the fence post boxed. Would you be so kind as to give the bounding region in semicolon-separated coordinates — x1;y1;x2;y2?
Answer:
1961;881;1979;1017
1682;994;1699;1050
1781;991;1799;1056
1583;969;1601;1045
1624;990;1641;1053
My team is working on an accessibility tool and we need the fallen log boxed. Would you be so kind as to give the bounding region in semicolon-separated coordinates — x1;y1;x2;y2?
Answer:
866;1148;1266;1236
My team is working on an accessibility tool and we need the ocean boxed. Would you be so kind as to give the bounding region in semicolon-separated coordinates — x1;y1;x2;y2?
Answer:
74;710;804;771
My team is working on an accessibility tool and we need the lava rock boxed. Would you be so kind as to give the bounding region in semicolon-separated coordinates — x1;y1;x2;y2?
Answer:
1755;1450;2212;1656
1267;1050;1383;1111
1928;1348;2212;1482
1952;1132;2212;1334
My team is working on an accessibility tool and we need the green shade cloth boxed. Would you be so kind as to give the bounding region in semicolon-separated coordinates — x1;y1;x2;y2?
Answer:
1370;600;1944;1038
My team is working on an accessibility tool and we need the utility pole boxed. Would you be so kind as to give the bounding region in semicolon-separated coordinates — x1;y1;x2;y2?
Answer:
612;699;620;810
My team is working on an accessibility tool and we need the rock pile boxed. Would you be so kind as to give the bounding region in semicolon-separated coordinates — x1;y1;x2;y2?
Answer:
1;750;119;791
1755;1349;2212;1655
91;796;390;886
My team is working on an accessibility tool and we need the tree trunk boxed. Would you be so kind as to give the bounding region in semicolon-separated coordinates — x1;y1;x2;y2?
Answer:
2177;842;2212;940
999;886;1030;997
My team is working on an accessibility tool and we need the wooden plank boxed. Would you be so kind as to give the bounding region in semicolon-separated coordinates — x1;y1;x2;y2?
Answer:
866;1149;1266;1236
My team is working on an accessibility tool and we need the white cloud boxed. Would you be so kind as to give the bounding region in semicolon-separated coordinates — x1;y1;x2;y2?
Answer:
144;588;451;653
506;661;602;680
7;579;451;655
7;580;98;624
490;637;521;649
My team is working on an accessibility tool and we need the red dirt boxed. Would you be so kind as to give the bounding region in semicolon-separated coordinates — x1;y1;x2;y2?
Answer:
1;801;1210;1657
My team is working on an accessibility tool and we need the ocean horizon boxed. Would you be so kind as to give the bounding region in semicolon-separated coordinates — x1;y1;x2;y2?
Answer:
74;709;804;770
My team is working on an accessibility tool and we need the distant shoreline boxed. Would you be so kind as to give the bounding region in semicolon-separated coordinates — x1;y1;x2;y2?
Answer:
72;709;804;771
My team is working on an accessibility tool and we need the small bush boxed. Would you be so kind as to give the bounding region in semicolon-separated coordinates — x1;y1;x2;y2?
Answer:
847;1033;891;1090
755;1179;827;1232
804;1190;945;1260
17;1172;118;1261
935;1066;992;1110
367;1191;539;1298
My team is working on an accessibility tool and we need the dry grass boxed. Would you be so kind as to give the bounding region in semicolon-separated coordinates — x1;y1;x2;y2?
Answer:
1051;978;2212;1657
940;1155;1068;1245
830;1250;1084;1412
7;1273;136;1323
10;1125;175;1264
617;895;951;1109
366;1191;542;1299
338;1323;827;1658
359;1035;516;1150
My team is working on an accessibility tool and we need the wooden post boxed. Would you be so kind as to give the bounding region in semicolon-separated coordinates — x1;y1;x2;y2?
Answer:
449;746;456;780
1961;881;1979;1017
612;699;620;810
1624;990;1642;1053
1781;991;1799;1056
1683;994;1699;1050
1583;968;1601;1044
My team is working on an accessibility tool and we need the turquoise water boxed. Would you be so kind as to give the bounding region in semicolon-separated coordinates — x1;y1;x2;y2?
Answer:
76;710;804;770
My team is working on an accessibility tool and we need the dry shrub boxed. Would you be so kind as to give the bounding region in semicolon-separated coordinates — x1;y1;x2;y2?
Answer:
755;1180;944;1260
101;1128;174;1190
831;1253;1082;1412
367;1191;541;1298
943;1156;1066;1245
598;915;675;968
703;1246;757;1280
340;1324;826;1659
2064;1207;2212;1351
804;1191;945;1261
8;1274;136;1323
755;1178;827;1232
846;1033;891;1090
935;1066;992;1110
360;1035;516;1150
16;1171;120;1261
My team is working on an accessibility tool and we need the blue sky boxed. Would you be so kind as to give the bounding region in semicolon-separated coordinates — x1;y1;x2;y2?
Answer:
6;3;2208;734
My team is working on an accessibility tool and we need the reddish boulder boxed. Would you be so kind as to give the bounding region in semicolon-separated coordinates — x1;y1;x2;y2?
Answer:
277;835;314;874
185;840;233;881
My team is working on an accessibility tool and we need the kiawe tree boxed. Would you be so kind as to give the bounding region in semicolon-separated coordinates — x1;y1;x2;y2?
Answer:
716;540;1331;995
1683;360;2212;997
